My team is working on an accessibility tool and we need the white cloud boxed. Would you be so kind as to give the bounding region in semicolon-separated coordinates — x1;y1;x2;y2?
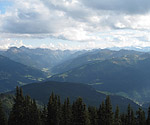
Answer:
0;0;150;50
0;39;30;50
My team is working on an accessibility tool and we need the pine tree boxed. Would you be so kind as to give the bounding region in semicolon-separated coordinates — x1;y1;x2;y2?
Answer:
47;93;62;125
88;106;98;125
126;104;132;125
136;108;146;125
22;95;32;125
120;113;127;125
72;97;90;125
114;106;121;125
62;97;72;125
131;109;136;125
8;87;25;125
57;95;62;125
30;99;41;125
0;100;7;125
147;106;150;125
105;96;113;125
8;87;42;125
47;92;55;125
41;105;47;125
97;101;105;125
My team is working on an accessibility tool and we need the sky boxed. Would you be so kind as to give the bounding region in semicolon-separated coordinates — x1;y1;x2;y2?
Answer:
1;0;150;50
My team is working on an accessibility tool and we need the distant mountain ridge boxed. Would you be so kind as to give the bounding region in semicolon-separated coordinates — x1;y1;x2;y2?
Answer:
51;49;144;73
0;46;86;73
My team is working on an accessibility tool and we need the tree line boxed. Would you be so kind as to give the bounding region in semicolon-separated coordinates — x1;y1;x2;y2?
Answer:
0;87;150;125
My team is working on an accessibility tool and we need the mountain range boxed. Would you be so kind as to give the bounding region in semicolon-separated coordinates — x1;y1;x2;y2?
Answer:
0;46;86;73
1;46;150;110
49;49;150;104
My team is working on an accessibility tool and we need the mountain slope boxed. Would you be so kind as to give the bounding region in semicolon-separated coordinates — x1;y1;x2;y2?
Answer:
50;57;150;103
6;81;140;112
52;49;143;73
0;55;46;92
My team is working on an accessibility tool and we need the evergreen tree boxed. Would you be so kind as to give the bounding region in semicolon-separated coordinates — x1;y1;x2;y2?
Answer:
41;105;47;125
126;104;132;125
30;99;41;125
72;97;90;125
114;106;121;125
0;100;7;125
47;92;55;125
62;97;72;125
120;113;127;125
147;106;150;125
22;95;32;125
8;87;42;125
47;93;62;125
97;101;105;125
131;109;136;125
136;108;146;125
57;95;62;124
8;87;24;125
105;96;113;125
88;106;98;125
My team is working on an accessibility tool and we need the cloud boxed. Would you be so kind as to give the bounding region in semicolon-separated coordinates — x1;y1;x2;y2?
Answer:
0;39;29;50
81;0;150;14
0;0;150;50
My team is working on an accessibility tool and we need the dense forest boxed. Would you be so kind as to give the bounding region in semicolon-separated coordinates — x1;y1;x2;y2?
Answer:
0;87;150;125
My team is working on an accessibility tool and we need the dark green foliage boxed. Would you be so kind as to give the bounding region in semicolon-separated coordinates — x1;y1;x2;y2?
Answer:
131;109;136;125
126;104;132;125
88;106;98;125
136;108;146;125
0;100;7;125
3;87;150;125
8;87;25;125
120;113;127;125
146;106;150;125
41;105;47;125
30;99;41;125
105;96;114;125
72;97;90;125
21;96;41;125
62;97;72;125
126;104;136;125
8;87;41;125
114;106;121;125
47;93;62;125
22;95;32;124
98;101;105;125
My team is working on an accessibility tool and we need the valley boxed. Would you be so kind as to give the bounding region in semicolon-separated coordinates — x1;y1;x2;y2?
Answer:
0;46;150;116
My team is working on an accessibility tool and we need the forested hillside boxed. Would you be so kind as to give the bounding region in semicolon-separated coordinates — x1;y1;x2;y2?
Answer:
0;87;149;125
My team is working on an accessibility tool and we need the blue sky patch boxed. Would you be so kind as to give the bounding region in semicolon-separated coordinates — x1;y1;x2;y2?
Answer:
0;1;13;14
